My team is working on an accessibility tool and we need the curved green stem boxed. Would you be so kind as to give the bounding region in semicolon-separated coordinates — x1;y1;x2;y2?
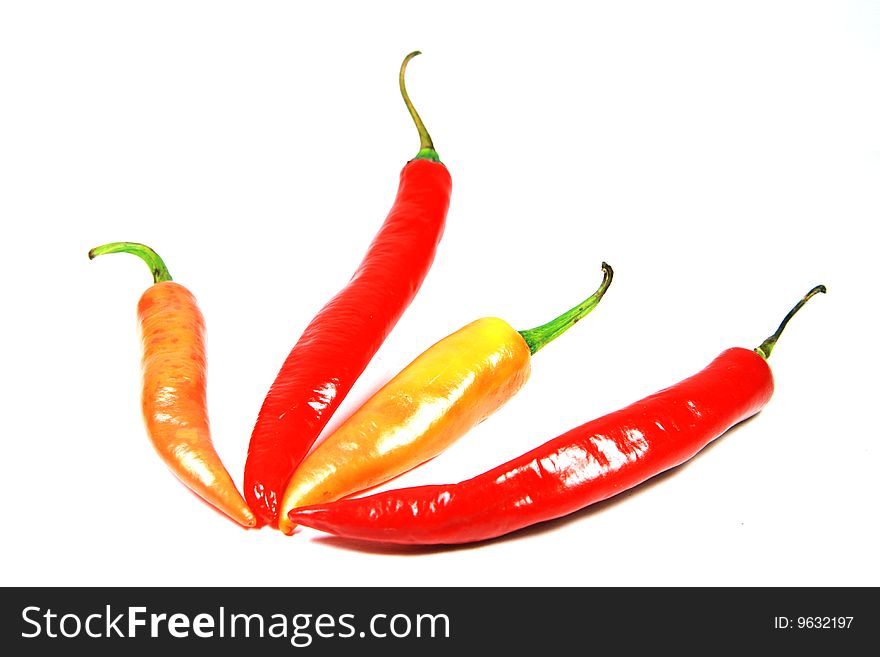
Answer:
518;263;613;355
755;284;826;360
400;51;440;162
88;242;172;284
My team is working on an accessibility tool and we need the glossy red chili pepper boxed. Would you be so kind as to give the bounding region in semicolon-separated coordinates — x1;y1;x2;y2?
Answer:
245;52;452;526
289;285;826;545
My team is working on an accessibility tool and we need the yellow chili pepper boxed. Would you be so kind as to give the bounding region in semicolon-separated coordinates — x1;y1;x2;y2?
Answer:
277;263;613;535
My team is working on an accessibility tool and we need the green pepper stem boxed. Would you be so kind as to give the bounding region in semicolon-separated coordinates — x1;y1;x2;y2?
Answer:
518;263;613;355
88;242;172;284
755;284;826;360
400;51;440;163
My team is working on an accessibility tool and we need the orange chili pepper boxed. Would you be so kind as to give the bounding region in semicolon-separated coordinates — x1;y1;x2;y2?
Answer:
90;242;255;528
277;263;613;535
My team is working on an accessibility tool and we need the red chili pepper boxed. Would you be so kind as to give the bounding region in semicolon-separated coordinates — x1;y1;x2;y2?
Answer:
245;52;452;526
288;285;826;545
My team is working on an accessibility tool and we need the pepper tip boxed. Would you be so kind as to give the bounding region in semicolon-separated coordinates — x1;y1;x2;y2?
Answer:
277;516;297;536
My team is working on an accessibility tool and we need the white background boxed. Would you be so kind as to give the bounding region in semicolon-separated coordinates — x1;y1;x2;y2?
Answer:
1;1;877;587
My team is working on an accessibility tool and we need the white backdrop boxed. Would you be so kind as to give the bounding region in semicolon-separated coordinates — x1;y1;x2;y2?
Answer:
1;1;877;586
